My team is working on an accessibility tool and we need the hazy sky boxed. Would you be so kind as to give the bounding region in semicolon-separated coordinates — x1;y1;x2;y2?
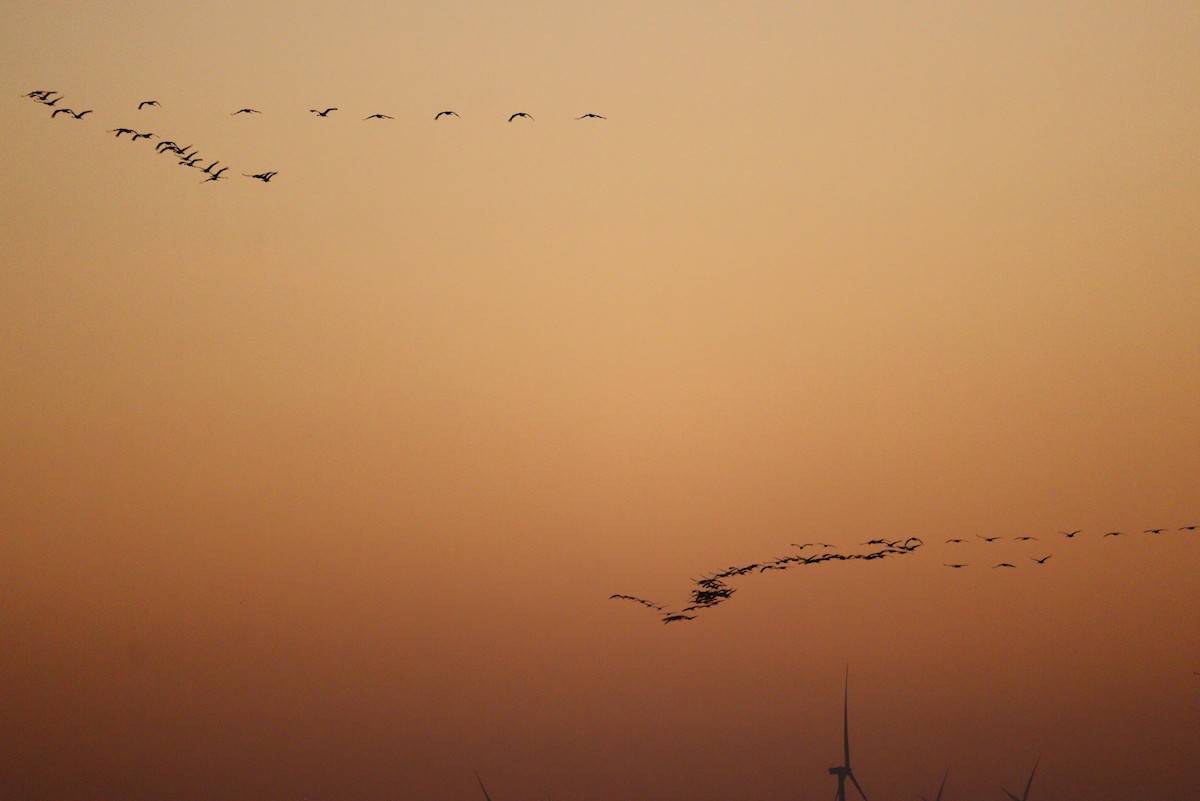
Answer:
2;2;1198;800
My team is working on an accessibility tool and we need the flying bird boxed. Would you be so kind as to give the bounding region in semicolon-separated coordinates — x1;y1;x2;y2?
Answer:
108;128;136;138
50;108;74;118
1181;525;1199;531
945;538;967;543
244;171;278;182
1060;530;1081;538
363;113;393;120
137;100;159;109
434;110;459;119
943;563;969;569
310;107;337;116
231;108;261;115
69;109;93;119
977;535;1002;542
576;113;606;119
200;167;228;183
1103;531;1122;537
1032;555;1052;564
508;112;534;122
1014;536;1038;541
661;614;696;624
1144;528;1167;534
992;563;1017;568
609;594;665;611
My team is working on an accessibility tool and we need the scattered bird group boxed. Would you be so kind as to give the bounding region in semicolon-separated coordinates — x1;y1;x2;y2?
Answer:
22;90;610;188
22;91;274;185
934;523;1197;569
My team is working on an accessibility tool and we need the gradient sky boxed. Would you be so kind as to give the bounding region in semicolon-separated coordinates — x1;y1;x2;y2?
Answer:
2;2;1198;800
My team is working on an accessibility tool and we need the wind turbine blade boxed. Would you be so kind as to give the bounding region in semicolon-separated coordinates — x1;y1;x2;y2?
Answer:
1022;755;1040;800
843;665;851;769
475;771;495;801
847;771;869;801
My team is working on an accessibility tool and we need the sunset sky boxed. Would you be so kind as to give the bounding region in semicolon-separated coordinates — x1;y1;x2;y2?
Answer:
2;2;1198;800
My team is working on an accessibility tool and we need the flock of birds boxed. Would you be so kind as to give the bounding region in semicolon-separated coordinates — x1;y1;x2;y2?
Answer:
612;538;925;623
611;523;1197;624
21;90;607;185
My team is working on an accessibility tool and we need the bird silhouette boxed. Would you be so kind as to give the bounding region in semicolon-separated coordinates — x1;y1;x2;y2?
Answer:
945;538;967;543
310;107;337;116
1181;525;1199;531
1144;528;1167;534
1060;530;1081;538
576;113;606;119
661;614;695;624
364;113;393;120
992;563;1017;568
1015;536;1038;541
137;100;159;109
200;167;228;183
69;109;93;119
231;108;262;115
244;171;278;183
1032;555;1052;564
108;128;136;138
1103;531;1122;538
943;563;969;569
50;108;74;118
508;112;534;122
434;110;459;119
977;535;1002;542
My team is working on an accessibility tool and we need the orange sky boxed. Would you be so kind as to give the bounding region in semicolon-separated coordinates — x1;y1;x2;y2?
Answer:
2;2;1199;800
